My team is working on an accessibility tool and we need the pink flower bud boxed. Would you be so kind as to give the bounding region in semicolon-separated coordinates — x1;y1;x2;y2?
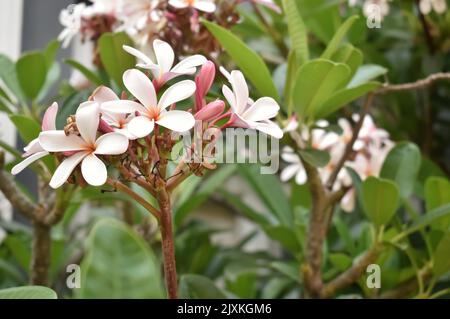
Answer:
99;118;115;133
194;100;225;121
195;61;215;110
41;102;59;131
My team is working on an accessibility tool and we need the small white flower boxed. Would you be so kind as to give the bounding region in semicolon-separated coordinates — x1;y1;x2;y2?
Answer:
362;0;390;19
169;0;216;13
123;40;206;87
419;0;447;14
117;0;160;35
11;103;59;175
58;3;87;48
280;147;307;184
92;86;137;140
39;102;129;188
220;68;283;139
101;69;196;138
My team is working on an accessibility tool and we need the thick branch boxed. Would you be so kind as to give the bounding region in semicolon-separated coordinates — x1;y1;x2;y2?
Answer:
320;245;383;298
30;221;51;285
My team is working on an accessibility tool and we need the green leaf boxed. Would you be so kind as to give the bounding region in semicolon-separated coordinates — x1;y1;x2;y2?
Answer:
425;177;450;231
282;0;309;65
316;82;380;118
329;253;352;271
9;114;41;144
0;139;22;159
98;32;136;89
16;52;48;100
433;234;450;276
264;225;301;254
44;39;60;66
292;59;350;118
299;149;330;167
37;62;61;103
0;286;57;299
202;20;279;100
65;59;103;86
284;50;298;115
321;15;359;59
331;43;363;79
238;164;292;226
399;204;450;239
380;142;421;199
362;176;399;227
348;64;387;88
299;0;341;43
77;218;164;298
179;274;227;299
0;54;26;103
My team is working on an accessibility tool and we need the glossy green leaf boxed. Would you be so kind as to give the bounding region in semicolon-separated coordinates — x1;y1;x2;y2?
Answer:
98;32;136;89
399;204;450;239
433;234;450;276
179;274;227;299
9;114;41;144
0;54;26;103
282;0;309;65
0;286;57;299
284;50;298;114
329;253;352;271
292;59;350;118
362;176;399;227
44;39;60;66
264;225;301;254
37;62;61;103
321;15;359;59
380;142;421;199
331;43;363;79
348;64;387;88
203;20;279;100
299;0;341;43
77;218;164;298
65;59;103;86
16;52;48;100
425;177;450;231
316;82;380;118
299;149;330;168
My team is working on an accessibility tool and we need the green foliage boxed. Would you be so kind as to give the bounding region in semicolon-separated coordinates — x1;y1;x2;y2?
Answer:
425;177;450;231
65;59;103;86
282;0;309;65
179;274;227;299
321;15;359;59
16;52;48;100
8;115;41;144
77;218;164;298
0;286;57;299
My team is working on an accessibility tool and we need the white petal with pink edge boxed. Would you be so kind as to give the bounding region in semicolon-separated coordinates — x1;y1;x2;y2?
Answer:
92;86;119;103
42;102;59;131
157;80;196;110
153;39;174;74
242;97;279;122
49;151;89;189
156;110;195;132
94;132;129;155
76;101;100;144
81;154;108;186
127;116;155;138
123;69;157;108
101;100;147;114
11;151;49;175
39;131;87;152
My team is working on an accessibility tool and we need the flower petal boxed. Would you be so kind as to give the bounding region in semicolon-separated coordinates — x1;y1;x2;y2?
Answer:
123;45;154;66
230;70;249;114
123;69;157;108
242;97;279;122
280;164;300;182
101;100;147;114
157;80;196;110
169;0;189;9
253;120;283;139
194;0;216;12
39;131;86;152
295;169;307;185
11;151;49;175
153;39;174;74
156;110;195;132
23;138;44;157
127;116;155;138
76;101;100;144
49;151;88;189
92;86;119;103
81;154;108;186
171;55;207;74
222;85;237;112
95;132;129;155
42;102;59;131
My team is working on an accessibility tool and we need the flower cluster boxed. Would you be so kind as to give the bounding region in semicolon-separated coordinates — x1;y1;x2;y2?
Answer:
59;0;281;58
12;39;282;189
281;115;393;212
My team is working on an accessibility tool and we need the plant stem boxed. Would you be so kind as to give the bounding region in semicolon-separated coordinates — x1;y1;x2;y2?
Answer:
30;221;51;285
157;188;178;299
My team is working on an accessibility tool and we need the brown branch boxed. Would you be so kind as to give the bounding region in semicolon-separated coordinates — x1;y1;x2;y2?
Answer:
320;245;383;298
376;73;450;94
326;93;374;189
106;178;161;220
30;221;51;285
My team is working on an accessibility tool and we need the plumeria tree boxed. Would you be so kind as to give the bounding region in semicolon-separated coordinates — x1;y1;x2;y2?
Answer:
0;0;450;300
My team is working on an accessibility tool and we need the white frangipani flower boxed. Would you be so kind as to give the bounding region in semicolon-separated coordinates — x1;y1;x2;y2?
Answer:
169;0;216;13
220;68;283;139
39;102;129;188
92;86;137;140
11;102;59;175
280;147;307;184
101;69;196;138
419;0;447;14
123;40;207;88
58;3;87;48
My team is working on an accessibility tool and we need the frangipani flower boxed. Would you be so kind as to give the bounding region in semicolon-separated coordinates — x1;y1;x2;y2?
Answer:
280;147;307;184
58;3;87;48
11;103;59;175
419;0;447;14
102;69;196;138
39;102;129;188
169;0;216;13
92;86;137;139
123;40;206;88
221;68;283;139
250;0;282;14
